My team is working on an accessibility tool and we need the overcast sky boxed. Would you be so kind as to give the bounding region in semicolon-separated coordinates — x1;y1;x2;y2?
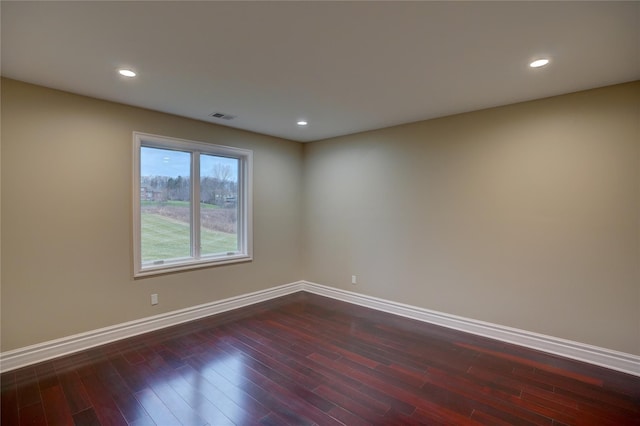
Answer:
141;146;239;180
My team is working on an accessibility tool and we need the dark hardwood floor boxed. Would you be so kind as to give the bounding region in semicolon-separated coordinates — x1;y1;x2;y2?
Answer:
2;292;639;425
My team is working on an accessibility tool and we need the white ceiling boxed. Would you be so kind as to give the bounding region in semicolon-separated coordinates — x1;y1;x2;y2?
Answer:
2;1;639;142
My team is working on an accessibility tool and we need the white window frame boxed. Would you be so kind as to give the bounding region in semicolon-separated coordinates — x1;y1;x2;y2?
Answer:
133;132;253;277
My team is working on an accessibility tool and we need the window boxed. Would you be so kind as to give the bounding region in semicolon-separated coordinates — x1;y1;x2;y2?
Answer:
133;132;252;277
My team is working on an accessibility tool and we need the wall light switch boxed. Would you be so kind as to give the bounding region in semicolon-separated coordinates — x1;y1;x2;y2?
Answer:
352;275;357;285
151;293;159;305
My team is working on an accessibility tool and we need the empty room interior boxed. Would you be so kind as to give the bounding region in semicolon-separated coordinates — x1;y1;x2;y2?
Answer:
1;1;639;425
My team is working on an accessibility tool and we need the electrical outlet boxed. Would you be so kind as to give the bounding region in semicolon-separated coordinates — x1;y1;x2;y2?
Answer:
151;293;159;305
351;275;357;285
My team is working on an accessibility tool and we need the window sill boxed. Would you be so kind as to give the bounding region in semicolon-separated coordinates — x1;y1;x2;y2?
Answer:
134;255;253;278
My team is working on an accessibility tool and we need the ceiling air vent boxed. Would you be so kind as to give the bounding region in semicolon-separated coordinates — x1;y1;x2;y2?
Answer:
209;112;236;120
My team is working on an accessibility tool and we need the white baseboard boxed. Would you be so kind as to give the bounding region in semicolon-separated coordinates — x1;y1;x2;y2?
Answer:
2;279;638;377
301;281;640;377
0;281;304;373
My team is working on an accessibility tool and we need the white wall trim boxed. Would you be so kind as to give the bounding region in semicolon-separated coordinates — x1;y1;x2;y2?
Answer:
2;280;638;377
0;281;304;373
300;281;640;377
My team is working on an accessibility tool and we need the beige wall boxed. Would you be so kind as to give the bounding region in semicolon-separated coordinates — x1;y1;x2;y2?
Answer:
2;78;639;357
1;78;304;351
304;81;640;355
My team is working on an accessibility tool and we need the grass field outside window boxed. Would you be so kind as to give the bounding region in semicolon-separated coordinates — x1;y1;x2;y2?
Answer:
141;212;237;261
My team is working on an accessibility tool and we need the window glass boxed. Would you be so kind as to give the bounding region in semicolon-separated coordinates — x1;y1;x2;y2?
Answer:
200;154;240;256
133;132;252;277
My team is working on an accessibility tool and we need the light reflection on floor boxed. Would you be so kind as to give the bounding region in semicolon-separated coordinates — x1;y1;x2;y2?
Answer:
170;353;245;425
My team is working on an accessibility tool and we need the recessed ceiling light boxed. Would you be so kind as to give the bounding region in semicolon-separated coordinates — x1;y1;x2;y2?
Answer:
529;59;550;68
297;120;308;126
118;69;137;77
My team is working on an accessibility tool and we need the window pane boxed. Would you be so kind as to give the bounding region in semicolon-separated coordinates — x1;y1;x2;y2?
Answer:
140;147;192;262
200;154;239;255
